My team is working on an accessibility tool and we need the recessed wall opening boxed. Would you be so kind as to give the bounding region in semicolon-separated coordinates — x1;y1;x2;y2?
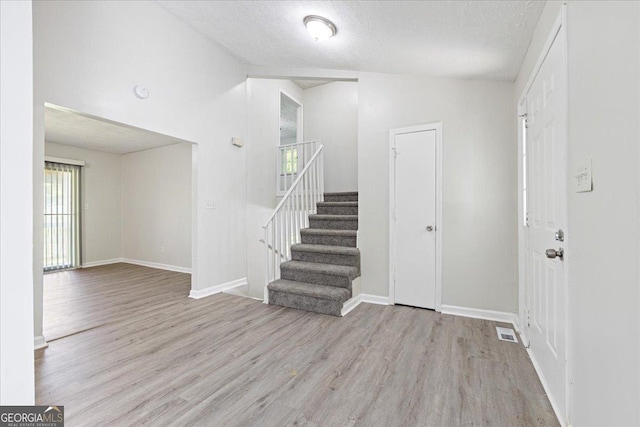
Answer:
40;103;196;341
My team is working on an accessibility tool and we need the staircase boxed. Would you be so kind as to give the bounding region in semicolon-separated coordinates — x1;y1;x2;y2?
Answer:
267;192;360;316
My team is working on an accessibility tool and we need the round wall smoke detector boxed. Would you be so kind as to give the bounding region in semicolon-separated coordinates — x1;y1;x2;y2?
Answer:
133;85;149;99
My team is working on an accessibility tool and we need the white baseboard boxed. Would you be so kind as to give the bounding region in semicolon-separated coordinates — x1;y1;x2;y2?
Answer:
34;335;48;350
189;277;248;299
82;258;123;268
121;258;191;274
341;294;362;316
361;294;391;305
525;346;567;427
441;304;519;328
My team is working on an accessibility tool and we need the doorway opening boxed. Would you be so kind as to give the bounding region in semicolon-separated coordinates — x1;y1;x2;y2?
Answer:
278;90;304;195
40;103;196;342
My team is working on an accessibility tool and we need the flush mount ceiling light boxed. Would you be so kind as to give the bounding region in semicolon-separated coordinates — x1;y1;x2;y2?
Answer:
303;15;337;41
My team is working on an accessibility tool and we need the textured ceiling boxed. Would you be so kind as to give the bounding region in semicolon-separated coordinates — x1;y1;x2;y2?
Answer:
45;105;190;155
157;0;545;81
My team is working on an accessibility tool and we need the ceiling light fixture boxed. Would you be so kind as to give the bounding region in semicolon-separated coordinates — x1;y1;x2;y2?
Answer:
303;15;337;41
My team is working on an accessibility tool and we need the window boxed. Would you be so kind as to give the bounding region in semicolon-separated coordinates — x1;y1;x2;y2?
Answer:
282;147;298;175
44;161;81;271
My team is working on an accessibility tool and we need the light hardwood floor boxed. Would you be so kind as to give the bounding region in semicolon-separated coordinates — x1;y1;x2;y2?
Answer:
37;264;558;426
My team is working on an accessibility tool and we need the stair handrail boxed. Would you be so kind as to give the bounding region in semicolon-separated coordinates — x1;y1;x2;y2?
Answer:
263;143;324;303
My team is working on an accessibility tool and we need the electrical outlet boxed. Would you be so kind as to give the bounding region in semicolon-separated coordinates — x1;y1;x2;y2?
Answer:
160;246;165;254
205;199;216;209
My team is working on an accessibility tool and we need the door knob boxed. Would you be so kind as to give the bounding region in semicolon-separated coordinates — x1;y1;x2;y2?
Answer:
426;226;434;232
545;248;564;259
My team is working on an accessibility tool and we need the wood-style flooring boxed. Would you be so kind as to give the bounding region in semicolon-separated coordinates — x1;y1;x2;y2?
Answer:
37;264;558;426
43;263;191;340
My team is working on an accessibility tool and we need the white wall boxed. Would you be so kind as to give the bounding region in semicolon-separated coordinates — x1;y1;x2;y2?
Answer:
246;78;304;297
45;143;122;264
303;82;358;192
565;2;639;425
358;73;517;312
515;2;640;425
0;0;35;404
122;143;192;269
33;0;247;341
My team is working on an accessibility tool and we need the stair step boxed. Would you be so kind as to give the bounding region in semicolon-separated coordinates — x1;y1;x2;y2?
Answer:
291;244;360;271
309;214;358;230
300;228;357;247
268;279;351;302
316;201;358;215
269;279;351;316
324;192;358;202
280;261;359;289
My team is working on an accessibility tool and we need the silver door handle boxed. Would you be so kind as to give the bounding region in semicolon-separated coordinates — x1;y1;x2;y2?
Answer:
545;248;564;259
426;226;434;232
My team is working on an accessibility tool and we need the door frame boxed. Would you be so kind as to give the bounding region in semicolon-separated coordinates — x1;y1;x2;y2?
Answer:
517;5;569;426
388;122;443;311
279;88;303;144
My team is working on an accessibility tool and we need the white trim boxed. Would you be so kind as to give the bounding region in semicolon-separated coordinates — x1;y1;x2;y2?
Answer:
441;304;519;328
82;258;122;268
341;294;362;316
121;258;191;274
526;346;568;427
34;335;48;350
517;98;528;343
82;258;192;275
389;122;443;311
189;277;248;299
361;294;390;305
190;143;199;306
246;65;359;81
44;155;85;166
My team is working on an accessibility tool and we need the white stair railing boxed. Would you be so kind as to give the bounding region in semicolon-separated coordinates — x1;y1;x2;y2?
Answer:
263;143;324;302
277;140;320;195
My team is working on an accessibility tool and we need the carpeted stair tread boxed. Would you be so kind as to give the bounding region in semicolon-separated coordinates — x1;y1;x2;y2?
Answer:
309;215;358;230
323;192;358;202
291;244;359;256
299;228;358;247
317;202;358;207
268;279;350;302
308;214;358;221
324;192;358;197
300;229;357;237
316;201;358;215
280;261;359;279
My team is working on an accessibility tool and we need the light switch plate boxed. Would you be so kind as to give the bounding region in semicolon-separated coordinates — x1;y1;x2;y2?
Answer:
575;159;592;193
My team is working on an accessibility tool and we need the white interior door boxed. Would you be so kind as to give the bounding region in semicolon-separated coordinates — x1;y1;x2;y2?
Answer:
524;25;567;422
392;129;437;309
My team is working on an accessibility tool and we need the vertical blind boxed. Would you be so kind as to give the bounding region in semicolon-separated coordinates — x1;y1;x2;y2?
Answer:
44;161;81;271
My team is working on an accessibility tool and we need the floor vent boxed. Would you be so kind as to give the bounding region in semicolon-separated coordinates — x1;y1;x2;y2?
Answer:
496;327;518;343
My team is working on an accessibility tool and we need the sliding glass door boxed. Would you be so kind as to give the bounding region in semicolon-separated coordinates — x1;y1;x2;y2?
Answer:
44;162;81;271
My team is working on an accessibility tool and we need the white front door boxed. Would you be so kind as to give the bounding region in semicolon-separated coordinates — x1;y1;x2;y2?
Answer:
392;129;437;309
524;24;568;421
